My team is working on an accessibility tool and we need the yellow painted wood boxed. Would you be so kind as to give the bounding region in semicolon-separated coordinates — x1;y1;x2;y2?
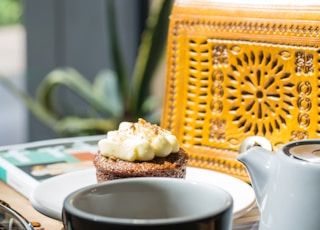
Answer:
161;0;320;181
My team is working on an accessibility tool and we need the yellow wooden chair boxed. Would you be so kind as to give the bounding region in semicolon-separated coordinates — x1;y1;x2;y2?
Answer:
161;0;320;182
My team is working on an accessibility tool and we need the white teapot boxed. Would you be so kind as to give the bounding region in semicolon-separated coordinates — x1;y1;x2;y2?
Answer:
238;137;320;230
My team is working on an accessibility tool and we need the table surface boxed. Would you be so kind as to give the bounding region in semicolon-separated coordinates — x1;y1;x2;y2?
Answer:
0;180;63;229
0;180;259;230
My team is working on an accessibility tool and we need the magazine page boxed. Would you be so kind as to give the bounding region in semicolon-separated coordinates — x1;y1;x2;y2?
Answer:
0;135;102;198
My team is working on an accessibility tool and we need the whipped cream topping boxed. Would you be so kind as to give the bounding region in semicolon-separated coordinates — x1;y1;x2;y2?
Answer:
98;119;179;161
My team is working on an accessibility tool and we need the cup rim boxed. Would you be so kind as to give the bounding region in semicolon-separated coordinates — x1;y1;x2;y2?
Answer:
62;177;233;226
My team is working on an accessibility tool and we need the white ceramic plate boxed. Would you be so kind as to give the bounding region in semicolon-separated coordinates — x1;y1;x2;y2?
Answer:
30;167;256;220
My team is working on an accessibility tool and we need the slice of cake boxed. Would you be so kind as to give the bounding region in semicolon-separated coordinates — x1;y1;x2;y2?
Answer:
93;119;188;182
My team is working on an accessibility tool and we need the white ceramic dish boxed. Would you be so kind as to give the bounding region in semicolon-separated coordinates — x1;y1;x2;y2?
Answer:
30;166;255;220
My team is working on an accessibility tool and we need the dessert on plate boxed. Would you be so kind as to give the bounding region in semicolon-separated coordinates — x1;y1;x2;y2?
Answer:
93;118;188;182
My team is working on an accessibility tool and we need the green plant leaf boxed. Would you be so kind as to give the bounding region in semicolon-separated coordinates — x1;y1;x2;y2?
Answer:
140;95;162;114
130;0;173;114
55;116;119;136
105;0;128;101
0;75;57;128
93;69;123;117
0;74;119;136
140;95;162;124
36;68;114;118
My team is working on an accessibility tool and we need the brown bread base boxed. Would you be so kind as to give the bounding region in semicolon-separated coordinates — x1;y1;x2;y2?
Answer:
93;148;188;182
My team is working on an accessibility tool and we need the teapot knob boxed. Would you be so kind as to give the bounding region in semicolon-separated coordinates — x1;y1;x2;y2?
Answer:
239;136;272;154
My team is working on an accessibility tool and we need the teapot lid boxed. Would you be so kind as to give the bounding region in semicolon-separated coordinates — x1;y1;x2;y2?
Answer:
284;141;320;163
240;137;320;163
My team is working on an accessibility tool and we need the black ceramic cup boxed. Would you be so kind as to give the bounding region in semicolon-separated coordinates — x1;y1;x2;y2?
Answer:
62;177;233;230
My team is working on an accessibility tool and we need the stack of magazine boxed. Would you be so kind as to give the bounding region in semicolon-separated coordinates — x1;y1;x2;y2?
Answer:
0;135;103;199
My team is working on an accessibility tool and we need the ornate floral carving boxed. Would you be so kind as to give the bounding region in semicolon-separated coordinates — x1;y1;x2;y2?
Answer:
295;51;314;75
212;45;228;66
297;81;312;128
209;118;226;141
291;130;309;141
225;46;294;136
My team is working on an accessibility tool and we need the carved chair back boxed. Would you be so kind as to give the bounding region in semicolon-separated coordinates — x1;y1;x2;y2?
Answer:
161;0;320;181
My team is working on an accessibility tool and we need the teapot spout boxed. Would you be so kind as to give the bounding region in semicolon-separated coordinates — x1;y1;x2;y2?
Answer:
237;146;275;208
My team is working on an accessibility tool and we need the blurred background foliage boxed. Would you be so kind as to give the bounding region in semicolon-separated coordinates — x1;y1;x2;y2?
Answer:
1;0;172;137
0;0;23;25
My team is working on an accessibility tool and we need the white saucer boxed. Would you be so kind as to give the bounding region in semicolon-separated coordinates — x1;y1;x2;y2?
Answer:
30;167;256;220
